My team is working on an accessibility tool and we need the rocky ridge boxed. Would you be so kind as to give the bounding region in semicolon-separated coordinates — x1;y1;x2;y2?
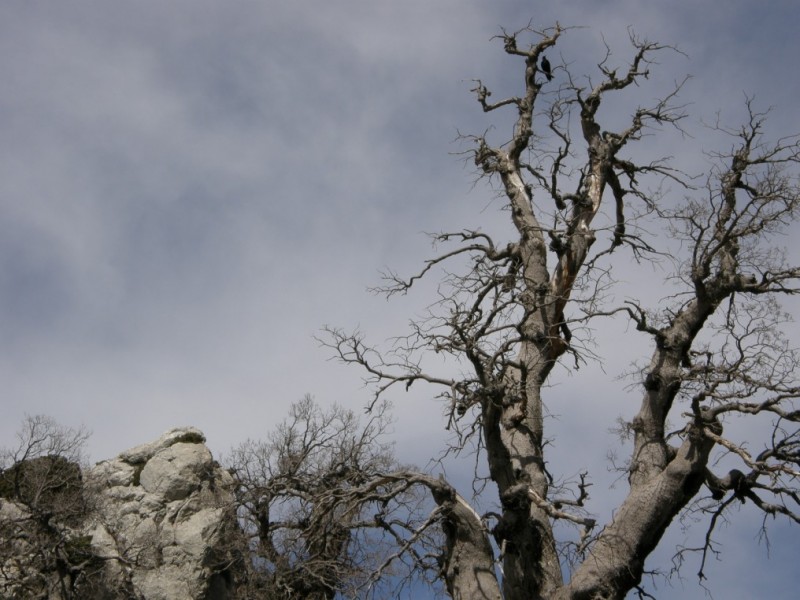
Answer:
0;427;240;600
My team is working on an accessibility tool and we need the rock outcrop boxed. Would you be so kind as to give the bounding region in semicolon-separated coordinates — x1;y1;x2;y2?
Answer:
0;426;241;600
87;427;239;600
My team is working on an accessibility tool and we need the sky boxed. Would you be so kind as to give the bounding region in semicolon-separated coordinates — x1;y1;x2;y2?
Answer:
1;1;799;598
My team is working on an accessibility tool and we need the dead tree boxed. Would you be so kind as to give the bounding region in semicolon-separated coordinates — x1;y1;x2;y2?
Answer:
0;415;107;599
226;396;447;599
322;23;800;599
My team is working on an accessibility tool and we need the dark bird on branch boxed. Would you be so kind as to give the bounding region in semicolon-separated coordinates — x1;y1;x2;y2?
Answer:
541;55;552;81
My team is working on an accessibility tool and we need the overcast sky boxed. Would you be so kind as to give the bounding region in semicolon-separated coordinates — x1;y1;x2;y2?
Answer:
2;1;799;598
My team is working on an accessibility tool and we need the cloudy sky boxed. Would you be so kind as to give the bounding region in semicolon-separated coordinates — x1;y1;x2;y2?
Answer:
2;1;799;597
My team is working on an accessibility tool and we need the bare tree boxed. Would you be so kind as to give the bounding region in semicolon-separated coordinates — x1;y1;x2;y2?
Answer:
320;23;800;599
225;396;440;598
0;415;110;599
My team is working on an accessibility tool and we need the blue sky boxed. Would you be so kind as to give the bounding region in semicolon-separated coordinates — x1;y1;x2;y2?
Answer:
2;1;799;598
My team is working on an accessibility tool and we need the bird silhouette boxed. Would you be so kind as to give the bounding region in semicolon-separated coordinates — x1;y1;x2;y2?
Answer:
541;55;552;81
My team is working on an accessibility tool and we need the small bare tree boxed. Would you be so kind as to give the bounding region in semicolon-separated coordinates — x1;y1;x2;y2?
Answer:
320;23;800;599
0;415;105;599
225;395;452;599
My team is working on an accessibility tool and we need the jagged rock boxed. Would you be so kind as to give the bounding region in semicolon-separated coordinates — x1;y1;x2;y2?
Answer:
0;426;240;600
88;427;239;600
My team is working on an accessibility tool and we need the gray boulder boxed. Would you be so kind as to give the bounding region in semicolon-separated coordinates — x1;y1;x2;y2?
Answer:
87;427;239;600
